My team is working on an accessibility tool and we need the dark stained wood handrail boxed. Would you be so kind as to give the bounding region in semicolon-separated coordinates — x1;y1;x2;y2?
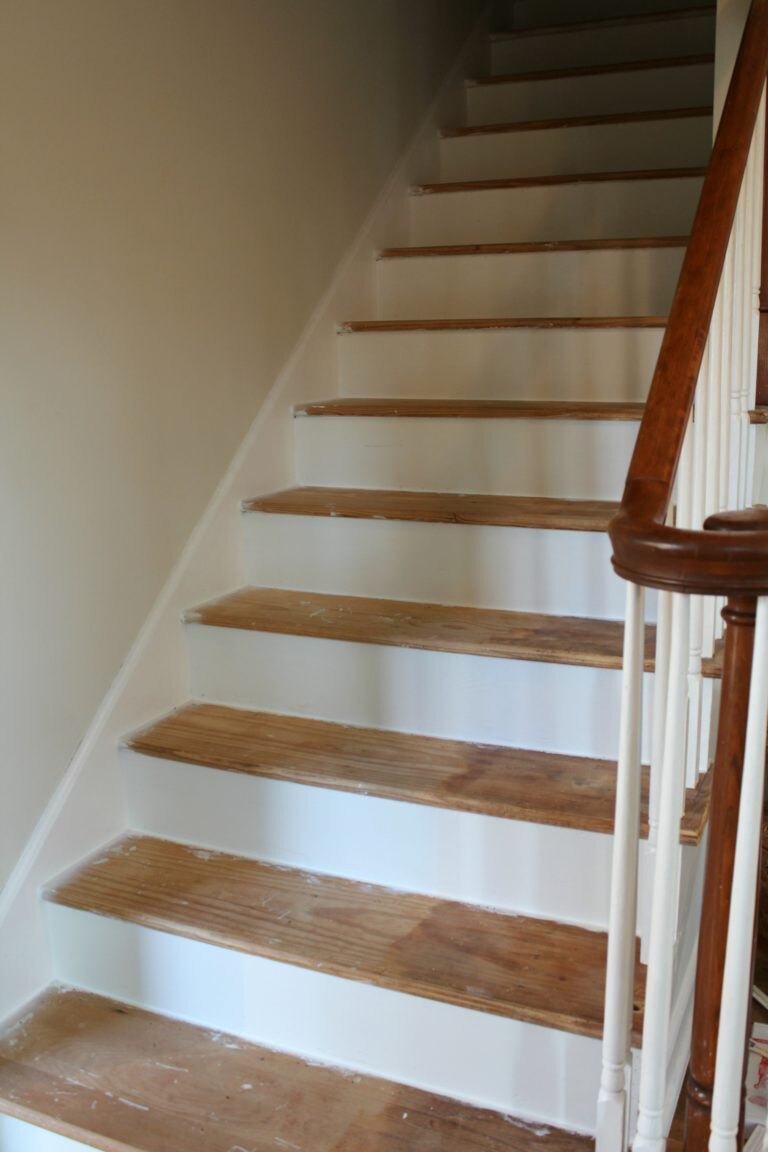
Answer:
609;0;768;594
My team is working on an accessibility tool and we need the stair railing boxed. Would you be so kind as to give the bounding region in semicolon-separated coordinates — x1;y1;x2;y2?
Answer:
597;3;768;1151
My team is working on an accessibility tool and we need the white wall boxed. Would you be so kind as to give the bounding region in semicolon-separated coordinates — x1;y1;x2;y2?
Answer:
0;0;485;892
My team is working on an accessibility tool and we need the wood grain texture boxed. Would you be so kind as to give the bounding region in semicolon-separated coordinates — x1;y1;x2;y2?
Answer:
748;408;768;423
469;53;714;87
293;399;645;420
442;107;711;139
416;167;706;194
340;316;668;333
125;702;711;843
490;6;715;41
0;989;593;1152
243;487;618;531
185;586;723;678
378;238;687;259
45;836;645;1040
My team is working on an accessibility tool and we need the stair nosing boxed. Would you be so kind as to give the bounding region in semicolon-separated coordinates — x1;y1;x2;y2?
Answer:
441;105;712;139
292;399;645;420
489;5;715;41
468;51;714;88
338;316;668;333
414;166;706;195
377;237;688;260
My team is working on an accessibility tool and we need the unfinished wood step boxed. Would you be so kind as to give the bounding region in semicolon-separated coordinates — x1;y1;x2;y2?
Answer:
379;236;687;258
493;5;714;39
442;107;712;139
294;399;645;421
244;486;618;530
490;8;715;73
373;243;682;320
45;835;644;1042
472;52;715;87
440;108;711;182
466;54;714;127
0;988;594;1152
125;702;710;844
409;170;703;247
186;587;722;677
340;316;667;332
241;488;632;619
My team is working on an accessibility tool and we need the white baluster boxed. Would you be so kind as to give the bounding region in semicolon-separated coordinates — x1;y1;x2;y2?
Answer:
634;593;690;1152
598;582;645;1152
703;331;722;659
641;588;672;963
710;596;768;1152
729;194;747;513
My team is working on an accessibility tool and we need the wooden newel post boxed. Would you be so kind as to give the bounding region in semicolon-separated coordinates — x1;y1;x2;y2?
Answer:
685;594;757;1152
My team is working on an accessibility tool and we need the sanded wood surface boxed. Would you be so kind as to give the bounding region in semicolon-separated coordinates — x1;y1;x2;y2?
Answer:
0;990;593;1152
186;586;723;677
470;52;714;87
126;701;711;843
490;6;715;40
340;316;668;333
417;167;706;194
294;399;645;420
442;107;711;138
378;238;687;259
243;487;618;531
46;836;644;1040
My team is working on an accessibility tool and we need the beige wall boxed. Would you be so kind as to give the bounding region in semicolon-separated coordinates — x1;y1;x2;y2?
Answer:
0;0;484;888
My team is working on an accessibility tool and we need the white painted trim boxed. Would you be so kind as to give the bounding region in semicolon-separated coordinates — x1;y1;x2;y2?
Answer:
0;4;493;1024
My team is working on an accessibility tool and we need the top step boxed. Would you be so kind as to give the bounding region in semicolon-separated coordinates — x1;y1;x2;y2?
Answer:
490;7;715;73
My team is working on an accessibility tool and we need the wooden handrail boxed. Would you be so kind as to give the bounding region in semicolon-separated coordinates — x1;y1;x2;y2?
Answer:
609;0;768;595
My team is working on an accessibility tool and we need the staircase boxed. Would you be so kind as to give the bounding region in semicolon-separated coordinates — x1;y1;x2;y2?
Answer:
0;4;719;1149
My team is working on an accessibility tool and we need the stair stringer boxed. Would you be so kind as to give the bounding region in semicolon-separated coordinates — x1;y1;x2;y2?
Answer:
0;3;493;1026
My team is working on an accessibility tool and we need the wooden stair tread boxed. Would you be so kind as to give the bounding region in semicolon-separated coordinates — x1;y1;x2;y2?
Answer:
442;106;711;139
379;237;687;259
294;398;645;420
185;586;722;677
45;836;644;1040
490;6;715;40
126;701;710;843
416;167;706;195
339;316;668;333
470;52;714;87
244;487;618;530
0;988;593;1152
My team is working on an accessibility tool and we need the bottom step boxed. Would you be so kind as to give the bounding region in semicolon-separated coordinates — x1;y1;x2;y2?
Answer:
0;988;591;1152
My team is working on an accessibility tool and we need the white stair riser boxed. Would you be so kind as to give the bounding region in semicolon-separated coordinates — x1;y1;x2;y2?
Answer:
440;117;712;182
124;751;613;927
47;905;604;1133
338;328;662;401
466;63;714;127
0;1117;91;1152
491;15;715;73
243;513;645;620
375;248;683;319
295;417;639;499
499;0;715;31
409;177;702;246
186;624;653;760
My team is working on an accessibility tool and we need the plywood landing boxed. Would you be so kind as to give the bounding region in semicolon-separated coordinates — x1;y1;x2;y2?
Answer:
244;488;617;530
46;836;645;1040
126;702;710;843
293;399;645;420
0;988;594;1152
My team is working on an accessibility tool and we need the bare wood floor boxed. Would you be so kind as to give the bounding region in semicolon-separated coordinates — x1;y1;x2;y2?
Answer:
0;988;594;1152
